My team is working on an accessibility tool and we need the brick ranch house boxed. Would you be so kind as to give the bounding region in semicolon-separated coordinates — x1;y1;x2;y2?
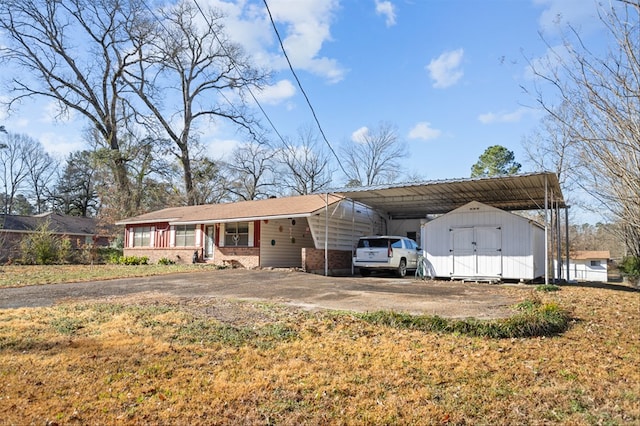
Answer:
0;212;111;262
116;194;383;274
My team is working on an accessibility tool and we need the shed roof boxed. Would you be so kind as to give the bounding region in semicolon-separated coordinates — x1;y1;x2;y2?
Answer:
117;193;346;225
332;172;565;218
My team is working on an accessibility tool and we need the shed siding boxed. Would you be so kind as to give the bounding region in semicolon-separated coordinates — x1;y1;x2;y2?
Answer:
260;218;315;268
424;201;544;281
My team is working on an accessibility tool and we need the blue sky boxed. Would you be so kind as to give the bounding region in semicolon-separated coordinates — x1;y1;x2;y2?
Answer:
207;0;605;181
1;0;608;205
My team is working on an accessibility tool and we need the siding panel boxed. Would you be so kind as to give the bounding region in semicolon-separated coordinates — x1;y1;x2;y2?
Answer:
260;218;314;268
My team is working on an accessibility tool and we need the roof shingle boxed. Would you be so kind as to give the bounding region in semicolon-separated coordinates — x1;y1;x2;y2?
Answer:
116;193;345;225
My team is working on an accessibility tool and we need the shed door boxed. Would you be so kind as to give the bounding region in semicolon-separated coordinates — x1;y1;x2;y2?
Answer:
451;226;502;278
475;226;502;277
451;227;475;277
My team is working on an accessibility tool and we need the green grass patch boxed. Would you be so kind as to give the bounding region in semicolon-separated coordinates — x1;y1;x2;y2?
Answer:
536;284;561;292
174;319;299;348
358;299;571;338
0;264;224;288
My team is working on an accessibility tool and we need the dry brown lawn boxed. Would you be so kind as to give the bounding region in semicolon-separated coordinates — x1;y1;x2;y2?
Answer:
0;282;638;425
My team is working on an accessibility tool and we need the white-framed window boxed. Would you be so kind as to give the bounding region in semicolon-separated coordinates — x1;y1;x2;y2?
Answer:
590;260;601;267
224;222;250;246
132;226;151;247
175;225;195;247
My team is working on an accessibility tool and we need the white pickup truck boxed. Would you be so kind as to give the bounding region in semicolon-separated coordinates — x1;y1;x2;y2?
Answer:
353;235;421;278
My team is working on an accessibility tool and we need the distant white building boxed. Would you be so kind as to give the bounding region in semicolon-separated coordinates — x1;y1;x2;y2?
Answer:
557;251;610;283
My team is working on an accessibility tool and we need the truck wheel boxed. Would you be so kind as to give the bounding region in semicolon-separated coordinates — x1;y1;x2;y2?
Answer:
360;268;371;277
396;259;407;278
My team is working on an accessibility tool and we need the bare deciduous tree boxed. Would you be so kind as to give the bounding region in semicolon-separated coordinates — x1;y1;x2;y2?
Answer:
23;142;58;214
277;125;334;195
0;133;37;214
525;1;640;256
341;122;407;187
523;102;579;190
222;142;277;201
0;0;145;216
122;0;268;206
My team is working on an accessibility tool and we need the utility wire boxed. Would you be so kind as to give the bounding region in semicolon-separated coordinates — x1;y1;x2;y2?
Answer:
193;0;337;189
141;0;287;149
191;0;289;148
261;0;348;177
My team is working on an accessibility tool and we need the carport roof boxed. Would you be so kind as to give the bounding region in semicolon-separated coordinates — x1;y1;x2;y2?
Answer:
332;172;565;218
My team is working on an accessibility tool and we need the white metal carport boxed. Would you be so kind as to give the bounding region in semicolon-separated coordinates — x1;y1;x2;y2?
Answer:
332;172;568;283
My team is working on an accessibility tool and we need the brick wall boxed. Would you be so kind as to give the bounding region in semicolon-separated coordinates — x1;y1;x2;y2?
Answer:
302;248;353;275
124;246;261;268
124;248;201;264
125;246;350;274
215;247;260;269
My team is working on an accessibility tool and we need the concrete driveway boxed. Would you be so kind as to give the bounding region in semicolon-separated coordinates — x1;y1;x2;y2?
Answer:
0;269;521;318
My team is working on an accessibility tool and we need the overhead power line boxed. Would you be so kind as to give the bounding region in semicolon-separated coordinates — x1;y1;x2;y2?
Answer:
191;0;290;147
261;0;348;177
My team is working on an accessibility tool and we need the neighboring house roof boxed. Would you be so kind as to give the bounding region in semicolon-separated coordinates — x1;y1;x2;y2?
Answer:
570;250;611;260
116;193;347;225
0;212;101;236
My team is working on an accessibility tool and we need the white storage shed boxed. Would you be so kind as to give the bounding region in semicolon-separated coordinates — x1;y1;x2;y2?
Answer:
422;201;545;281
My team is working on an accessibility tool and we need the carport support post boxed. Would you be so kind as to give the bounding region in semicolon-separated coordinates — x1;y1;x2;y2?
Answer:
545;175;549;285
325;193;329;276
351;199;355;276
565;206;570;283
556;201;562;282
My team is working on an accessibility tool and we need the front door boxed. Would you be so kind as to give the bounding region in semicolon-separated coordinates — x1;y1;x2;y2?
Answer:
204;225;215;259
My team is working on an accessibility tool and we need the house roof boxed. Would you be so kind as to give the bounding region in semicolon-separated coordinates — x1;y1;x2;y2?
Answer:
570;250;611;260
332;172;565;218
117;173;565;225
0;212;101;235
116;193;346;225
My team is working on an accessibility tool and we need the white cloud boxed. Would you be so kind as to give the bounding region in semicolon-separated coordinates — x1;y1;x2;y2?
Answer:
255;79;296;105
375;0;397;27
351;126;370;143
207;137;241;160
40;101;76;124
38;131;84;158
408;122;441;140
271;0;346;83
206;0;345;84
477;107;531;124
426;48;464;89
523;43;570;81
534;0;600;36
